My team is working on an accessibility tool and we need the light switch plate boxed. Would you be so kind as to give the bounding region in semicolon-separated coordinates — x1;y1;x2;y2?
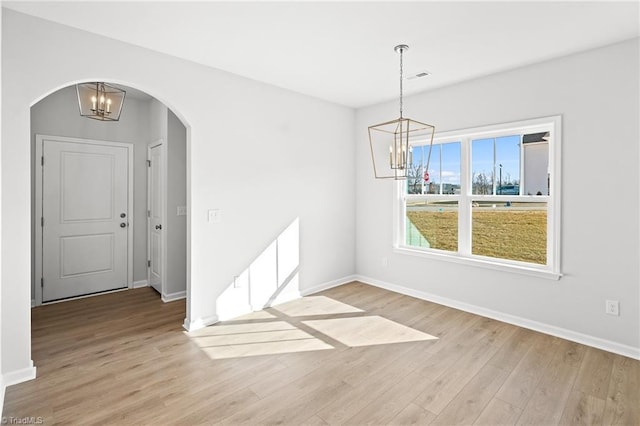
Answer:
208;209;221;223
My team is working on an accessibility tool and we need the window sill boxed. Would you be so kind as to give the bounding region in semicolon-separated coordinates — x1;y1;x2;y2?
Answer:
393;246;562;281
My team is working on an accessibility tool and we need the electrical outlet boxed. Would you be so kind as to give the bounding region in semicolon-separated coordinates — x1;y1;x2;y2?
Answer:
605;300;619;316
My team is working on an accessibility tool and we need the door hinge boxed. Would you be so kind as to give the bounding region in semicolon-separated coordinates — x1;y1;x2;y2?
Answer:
41;156;44;166
41;277;44;288
147;160;151;167
147;210;151;218
41;217;44;227
148;260;151;267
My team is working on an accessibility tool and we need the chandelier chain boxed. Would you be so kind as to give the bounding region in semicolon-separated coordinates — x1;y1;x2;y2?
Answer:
399;47;404;118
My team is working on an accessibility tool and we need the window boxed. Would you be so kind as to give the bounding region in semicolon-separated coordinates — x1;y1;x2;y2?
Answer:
395;116;561;278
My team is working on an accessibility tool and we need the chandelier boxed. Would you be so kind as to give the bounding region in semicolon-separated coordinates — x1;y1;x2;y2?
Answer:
368;45;435;180
76;82;126;121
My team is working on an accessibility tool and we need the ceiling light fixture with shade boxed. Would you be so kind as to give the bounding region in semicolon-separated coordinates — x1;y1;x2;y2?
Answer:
368;44;435;180
76;82;126;121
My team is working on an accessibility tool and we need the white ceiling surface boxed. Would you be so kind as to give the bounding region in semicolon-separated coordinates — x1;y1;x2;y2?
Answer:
4;1;639;108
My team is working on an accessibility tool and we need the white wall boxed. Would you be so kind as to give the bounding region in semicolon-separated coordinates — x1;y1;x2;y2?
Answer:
1;9;355;378
30;86;154;297
149;98;167;143
166;110;187;297
355;38;640;356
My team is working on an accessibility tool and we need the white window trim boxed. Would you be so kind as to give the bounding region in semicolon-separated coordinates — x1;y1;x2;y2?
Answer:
393;116;562;280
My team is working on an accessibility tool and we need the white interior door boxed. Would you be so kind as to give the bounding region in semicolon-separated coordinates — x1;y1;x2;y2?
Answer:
148;142;164;293
41;139;130;302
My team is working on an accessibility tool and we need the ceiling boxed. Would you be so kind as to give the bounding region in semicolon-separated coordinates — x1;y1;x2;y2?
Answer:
4;1;639;108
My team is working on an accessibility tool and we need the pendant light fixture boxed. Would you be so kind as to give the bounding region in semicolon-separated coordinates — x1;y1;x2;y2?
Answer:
76;82;126;121
368;45;435;180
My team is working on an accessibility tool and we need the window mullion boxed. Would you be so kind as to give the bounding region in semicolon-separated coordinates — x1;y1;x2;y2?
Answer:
519;134;525;194
459;137;471;255
492;137;497;195
439;145;443;195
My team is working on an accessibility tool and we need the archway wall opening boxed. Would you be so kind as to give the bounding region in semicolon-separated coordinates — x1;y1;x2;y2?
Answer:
2;9;356;380
30;85;188;306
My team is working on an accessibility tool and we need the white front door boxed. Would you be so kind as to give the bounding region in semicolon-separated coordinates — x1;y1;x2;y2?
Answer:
41;138;130;302
148;142;164;293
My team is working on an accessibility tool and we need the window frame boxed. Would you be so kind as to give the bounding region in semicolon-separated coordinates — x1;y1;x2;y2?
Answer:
393;116;562;280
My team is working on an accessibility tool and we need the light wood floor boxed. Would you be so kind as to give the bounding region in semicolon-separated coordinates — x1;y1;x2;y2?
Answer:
3;282;639;425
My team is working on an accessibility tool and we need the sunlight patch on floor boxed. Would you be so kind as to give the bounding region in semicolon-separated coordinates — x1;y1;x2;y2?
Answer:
190;295;437;359
302;315;438;347
189;321;333;359
273;295;364;317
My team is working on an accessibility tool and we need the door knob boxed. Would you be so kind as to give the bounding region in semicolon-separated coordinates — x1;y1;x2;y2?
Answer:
120;213;126;218
120;222;127;228
155;224;162;230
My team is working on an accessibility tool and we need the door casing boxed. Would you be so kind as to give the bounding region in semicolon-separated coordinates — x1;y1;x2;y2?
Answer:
34;134;134;306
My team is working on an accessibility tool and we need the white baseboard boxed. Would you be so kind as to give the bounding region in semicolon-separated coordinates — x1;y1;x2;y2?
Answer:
183;314;219;332
133;280;148;289
301;274;358;296
3;361;37;387
162;290;186;303
356;275;640;360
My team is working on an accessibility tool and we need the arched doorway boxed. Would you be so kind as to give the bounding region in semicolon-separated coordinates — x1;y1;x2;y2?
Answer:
30;81;190;322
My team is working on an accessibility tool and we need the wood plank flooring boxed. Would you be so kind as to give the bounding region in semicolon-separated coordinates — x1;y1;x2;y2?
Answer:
3;282;639;425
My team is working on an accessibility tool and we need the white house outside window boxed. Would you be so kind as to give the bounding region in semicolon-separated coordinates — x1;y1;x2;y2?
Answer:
394;116;562;279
